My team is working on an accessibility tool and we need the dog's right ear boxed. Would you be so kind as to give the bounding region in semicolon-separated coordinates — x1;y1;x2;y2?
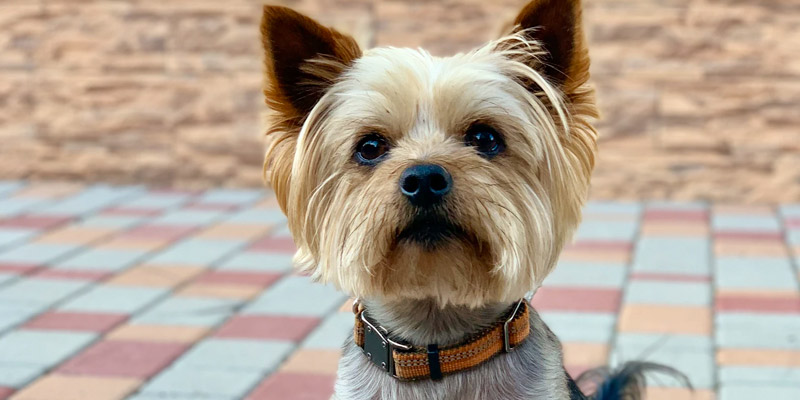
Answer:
261;5;361;128
261;6;361;211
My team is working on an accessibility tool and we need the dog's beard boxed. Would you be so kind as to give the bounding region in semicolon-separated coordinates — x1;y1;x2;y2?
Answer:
396;211;469;251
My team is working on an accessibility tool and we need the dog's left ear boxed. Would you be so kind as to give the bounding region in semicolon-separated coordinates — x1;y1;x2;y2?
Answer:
510;0;589;93
261;5;362;127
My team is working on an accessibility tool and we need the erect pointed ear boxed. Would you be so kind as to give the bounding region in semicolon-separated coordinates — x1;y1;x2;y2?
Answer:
261;6;361;128
511;0;589;92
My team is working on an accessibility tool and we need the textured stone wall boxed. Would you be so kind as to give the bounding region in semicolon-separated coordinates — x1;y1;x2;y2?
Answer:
1;0;798;202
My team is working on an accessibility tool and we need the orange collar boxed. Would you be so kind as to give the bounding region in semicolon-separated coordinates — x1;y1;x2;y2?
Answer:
353;299;531;381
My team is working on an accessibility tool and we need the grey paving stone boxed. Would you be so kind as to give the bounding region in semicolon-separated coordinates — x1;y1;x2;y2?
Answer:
719;385;800;400
719;366;800;386
538;312;616;343
59;285;168;313
79;215;148;229
302;312;352;350
152;210;228;226
632;237;710;275
197;189;264;205
544;262;627;288
0;364;47;388
786;230;800;245
0;181;24;198
137;365;263;399
0;303;41;332
0;229;37;250
779;204;800;218
36;185;144;216
0;272;16;285
716;313;800;350
583;201;643;215
171;338;293;372
0;243;81;264
614;333;712;353
54;248;150;271
223;209;287;225
216;252;293;273
147;239;247;266
0;278;89;308
0;197;51;218
574;220;639;241
714;257;797;290
712;214;781;232
133;297;243;326
242;275;346;317
0;330;96;366
624;281;711;306
271;224;291;237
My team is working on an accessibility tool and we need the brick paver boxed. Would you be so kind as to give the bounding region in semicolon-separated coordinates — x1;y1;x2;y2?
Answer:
0;181;798;399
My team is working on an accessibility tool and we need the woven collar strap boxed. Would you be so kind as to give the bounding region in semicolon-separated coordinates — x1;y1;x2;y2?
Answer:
353;299;530;381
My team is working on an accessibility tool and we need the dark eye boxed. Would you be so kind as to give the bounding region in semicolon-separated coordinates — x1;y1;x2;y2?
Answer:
355;135;390;165
465;125;504;158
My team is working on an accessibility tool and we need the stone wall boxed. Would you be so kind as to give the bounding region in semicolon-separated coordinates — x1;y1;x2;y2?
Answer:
1;0;798;202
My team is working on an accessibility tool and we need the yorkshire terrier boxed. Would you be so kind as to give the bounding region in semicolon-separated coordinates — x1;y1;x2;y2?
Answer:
259;1;683;399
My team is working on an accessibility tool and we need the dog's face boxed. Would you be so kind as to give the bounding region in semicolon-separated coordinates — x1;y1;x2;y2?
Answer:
261;0;597;307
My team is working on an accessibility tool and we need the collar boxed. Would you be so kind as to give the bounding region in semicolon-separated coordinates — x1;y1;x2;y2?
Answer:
353;299;530;381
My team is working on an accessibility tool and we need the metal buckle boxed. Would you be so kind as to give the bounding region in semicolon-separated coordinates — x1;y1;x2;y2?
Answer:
503;299;526;352
360;311;412;376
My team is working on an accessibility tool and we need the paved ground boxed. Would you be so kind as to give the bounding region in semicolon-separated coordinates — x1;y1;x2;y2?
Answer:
0;181;799;400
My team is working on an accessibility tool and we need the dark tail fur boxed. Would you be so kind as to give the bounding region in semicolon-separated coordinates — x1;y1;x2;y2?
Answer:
574;362;691;400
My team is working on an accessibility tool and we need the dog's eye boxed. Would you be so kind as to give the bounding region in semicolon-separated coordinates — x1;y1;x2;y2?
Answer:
465;125;504;158
355;135;390;165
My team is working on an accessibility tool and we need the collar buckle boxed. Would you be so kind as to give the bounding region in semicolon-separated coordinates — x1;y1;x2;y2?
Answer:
360;311;412;377
502;299;527;352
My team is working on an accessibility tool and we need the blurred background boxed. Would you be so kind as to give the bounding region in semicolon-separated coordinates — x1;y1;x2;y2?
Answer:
1;0;798;202
0;1;798;400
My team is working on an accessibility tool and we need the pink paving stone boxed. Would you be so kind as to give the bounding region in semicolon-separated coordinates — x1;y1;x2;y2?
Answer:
215;315;320;341
24;311;128;332
563;240;632;252
629;272;711;283
100;207;163;217
0;387;15;400
0;263;40;274
247;372;335;400
531;287;621;313
716;295;800;313
0;215;72;230
194;271;282;287
119;225;196;241
57;340;188;379
713;231;784;241
33;269;110;281
249;237;297;253
786;218;800;229
643;209;709;221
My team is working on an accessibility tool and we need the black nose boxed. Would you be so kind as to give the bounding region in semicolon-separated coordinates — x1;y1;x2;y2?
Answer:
399;164;452;207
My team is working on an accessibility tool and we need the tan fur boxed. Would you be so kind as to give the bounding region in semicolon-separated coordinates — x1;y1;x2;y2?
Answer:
260;1;598;308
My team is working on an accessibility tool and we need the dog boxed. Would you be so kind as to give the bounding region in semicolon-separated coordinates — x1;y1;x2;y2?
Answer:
259;1;685;398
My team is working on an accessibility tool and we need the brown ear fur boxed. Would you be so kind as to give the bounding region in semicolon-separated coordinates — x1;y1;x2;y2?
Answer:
512;0;590;95
261;6;361;210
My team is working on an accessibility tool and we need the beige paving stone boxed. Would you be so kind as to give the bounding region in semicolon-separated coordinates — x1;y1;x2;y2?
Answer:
11;374;141;400
106;324;210;343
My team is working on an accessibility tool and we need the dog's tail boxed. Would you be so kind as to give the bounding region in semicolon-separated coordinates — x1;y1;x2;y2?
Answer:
575;362;691;400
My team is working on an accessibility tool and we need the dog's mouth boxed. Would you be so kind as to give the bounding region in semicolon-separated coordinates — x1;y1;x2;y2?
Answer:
396;213;468;251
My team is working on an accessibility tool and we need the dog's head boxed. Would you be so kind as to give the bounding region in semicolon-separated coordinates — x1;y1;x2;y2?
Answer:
261;0;597;307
